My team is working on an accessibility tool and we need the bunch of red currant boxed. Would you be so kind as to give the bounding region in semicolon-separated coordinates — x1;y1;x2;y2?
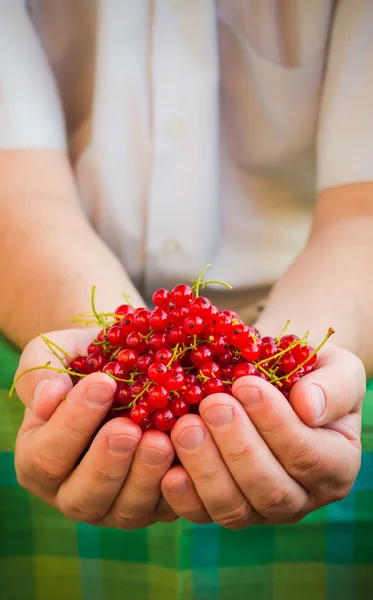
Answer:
10;267;334;432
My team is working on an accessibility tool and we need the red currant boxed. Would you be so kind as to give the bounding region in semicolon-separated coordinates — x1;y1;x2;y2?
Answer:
148;385;169;408
152;288;171;310
148;363;168;384
190;345;213;367
152;408;176;431
169;396;190;416
233;362;256;379
182;384;203;404
171;284;194;306
183;316;205;335
203;378;224;395
117;348;139;371
149;308;170;331
164;370;185;391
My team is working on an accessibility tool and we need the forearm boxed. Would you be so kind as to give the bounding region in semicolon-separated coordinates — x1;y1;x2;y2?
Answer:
0;150;143;348
255;184;373;376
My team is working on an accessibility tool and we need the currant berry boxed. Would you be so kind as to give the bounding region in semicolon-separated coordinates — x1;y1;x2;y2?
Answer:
214;313;233;334
133;309;151;333
155;348;173;364
183;315;205;335
167;326;188;344
164;370;185;391
182;384;203;404
190;345;213;367
292;345;317;367
126;331;148;352
85;352;108;374
148;363;168;384
217;350;234;368
199;361;221;379
203;378;224;395
262;336;276;345
129;375;150;397
114;304;134;319
120;314;136;335
170;284;194;306
241;342;261;362
152;288;171;310
208;334;228;356
148;332;169;351
137;351;155;374
184;372;197;386
102;361;128;378
169;396;190;416
117;348;139;371
152;408;176;431
280;353;297;374
228;324;250;348
233;362;257;379
130;405;148;424
149;308;170;331
189;296;212;318
114;383;132;406
69;355;87;374
168;305;190;325
87;343;105;356
106;325;128;348
279;334;300;350
260;342;278;361
148;385;169;409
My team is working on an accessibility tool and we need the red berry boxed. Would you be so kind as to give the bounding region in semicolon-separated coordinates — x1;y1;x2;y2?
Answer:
223;310;240;320
133;309;151;333
233;362;257;379
148;385;169;408
241;342;260;362
85;351;108;374
126;331;148;352
106;325;128;347
102;361;128;378
152;408;176;431
164;370;185;391
155;348;173;364
203;378;224;395
182;384;203;404
205;304;219;325
130;405;148;424
220;365;234;381
189;296;212;318
69;355;87;374
169;306;190;325
120;314;136;335
139;416;153;431
191;345;213;367
114;304;134;319
199;361;221;379
168;326;188;344
169;396;190;416
87;342;105;356
114;383;132;406
208;334;229;357
148;332;169;351
184;372;197;386
292;345;317;367
279;335;300;350
183;315;205;335
260;342;278;360
97;330;105;342
148;362;168;384
218;350;234;368
262;336;276;345
152;288;171;310
171;284;194;306
215;313;233;334
228;324;250;348
149;308;170;331
280;353;297;374
129;375;149;397
117;348;139;371
137;351;155;374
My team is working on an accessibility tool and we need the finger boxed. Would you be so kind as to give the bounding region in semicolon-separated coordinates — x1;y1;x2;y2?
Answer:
106;430;175;529
199;394;309;521
15;373;116;493
233;377;361;495
15;328;98;419
161;466;212;524
57;417;141;524
289;346;366;427
171;415;254;530
154;496;180;523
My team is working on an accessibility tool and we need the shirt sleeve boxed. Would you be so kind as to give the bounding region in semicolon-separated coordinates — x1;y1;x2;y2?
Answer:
317;0;373;191
0;0;66;150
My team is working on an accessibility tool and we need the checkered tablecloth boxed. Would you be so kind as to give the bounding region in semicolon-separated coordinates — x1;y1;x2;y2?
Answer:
1;334;373;600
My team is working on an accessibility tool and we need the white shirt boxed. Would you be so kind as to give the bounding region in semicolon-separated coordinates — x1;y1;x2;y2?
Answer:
1;0;373;297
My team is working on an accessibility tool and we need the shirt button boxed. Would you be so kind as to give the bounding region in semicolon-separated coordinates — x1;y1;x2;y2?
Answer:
161;239;182;257
167;118;185;137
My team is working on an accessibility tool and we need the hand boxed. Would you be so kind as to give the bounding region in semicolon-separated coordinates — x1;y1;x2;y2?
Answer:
161;345;365;528
14;329;178;528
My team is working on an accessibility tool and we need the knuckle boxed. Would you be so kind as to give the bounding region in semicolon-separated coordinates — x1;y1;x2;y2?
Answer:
287;441;322;480
214;497;252;530
61;499;105;524
195;465;221;484
225;441;258;465
30;452;65;483
112;510;153;530
254;485;294;516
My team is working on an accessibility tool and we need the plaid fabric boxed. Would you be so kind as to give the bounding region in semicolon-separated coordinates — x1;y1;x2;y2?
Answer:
1;334;373;600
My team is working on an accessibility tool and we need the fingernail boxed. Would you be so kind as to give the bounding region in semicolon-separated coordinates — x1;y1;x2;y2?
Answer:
203;405;233;428
86;383;113;407
167;480;190;496
138;447;169;466
107;434;139;454
236;386;262;407
310;384;326;419
33;379;51;413
177;426;205;450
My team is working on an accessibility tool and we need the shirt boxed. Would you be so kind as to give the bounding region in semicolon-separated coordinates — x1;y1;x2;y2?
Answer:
1;0;373;298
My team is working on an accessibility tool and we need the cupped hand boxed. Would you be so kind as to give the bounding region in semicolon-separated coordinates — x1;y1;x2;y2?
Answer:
161;345;365;528
14;329;178;528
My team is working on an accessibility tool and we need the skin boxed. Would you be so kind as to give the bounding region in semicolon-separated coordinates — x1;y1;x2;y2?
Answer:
2;150;369;529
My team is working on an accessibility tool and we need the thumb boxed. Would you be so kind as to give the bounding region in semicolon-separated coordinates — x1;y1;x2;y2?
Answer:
289;346;366;427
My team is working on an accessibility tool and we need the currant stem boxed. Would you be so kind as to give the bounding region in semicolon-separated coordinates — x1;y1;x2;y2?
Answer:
276;327;335;382
8;363;86;399
276;320;291;344
40;335;74;360
91;286;106;331
121;292;135;308
198;280;233;291
193;264;212;297
40;334;68;368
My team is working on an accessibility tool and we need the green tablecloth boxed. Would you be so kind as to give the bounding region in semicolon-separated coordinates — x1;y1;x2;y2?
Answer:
1;335;373;600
